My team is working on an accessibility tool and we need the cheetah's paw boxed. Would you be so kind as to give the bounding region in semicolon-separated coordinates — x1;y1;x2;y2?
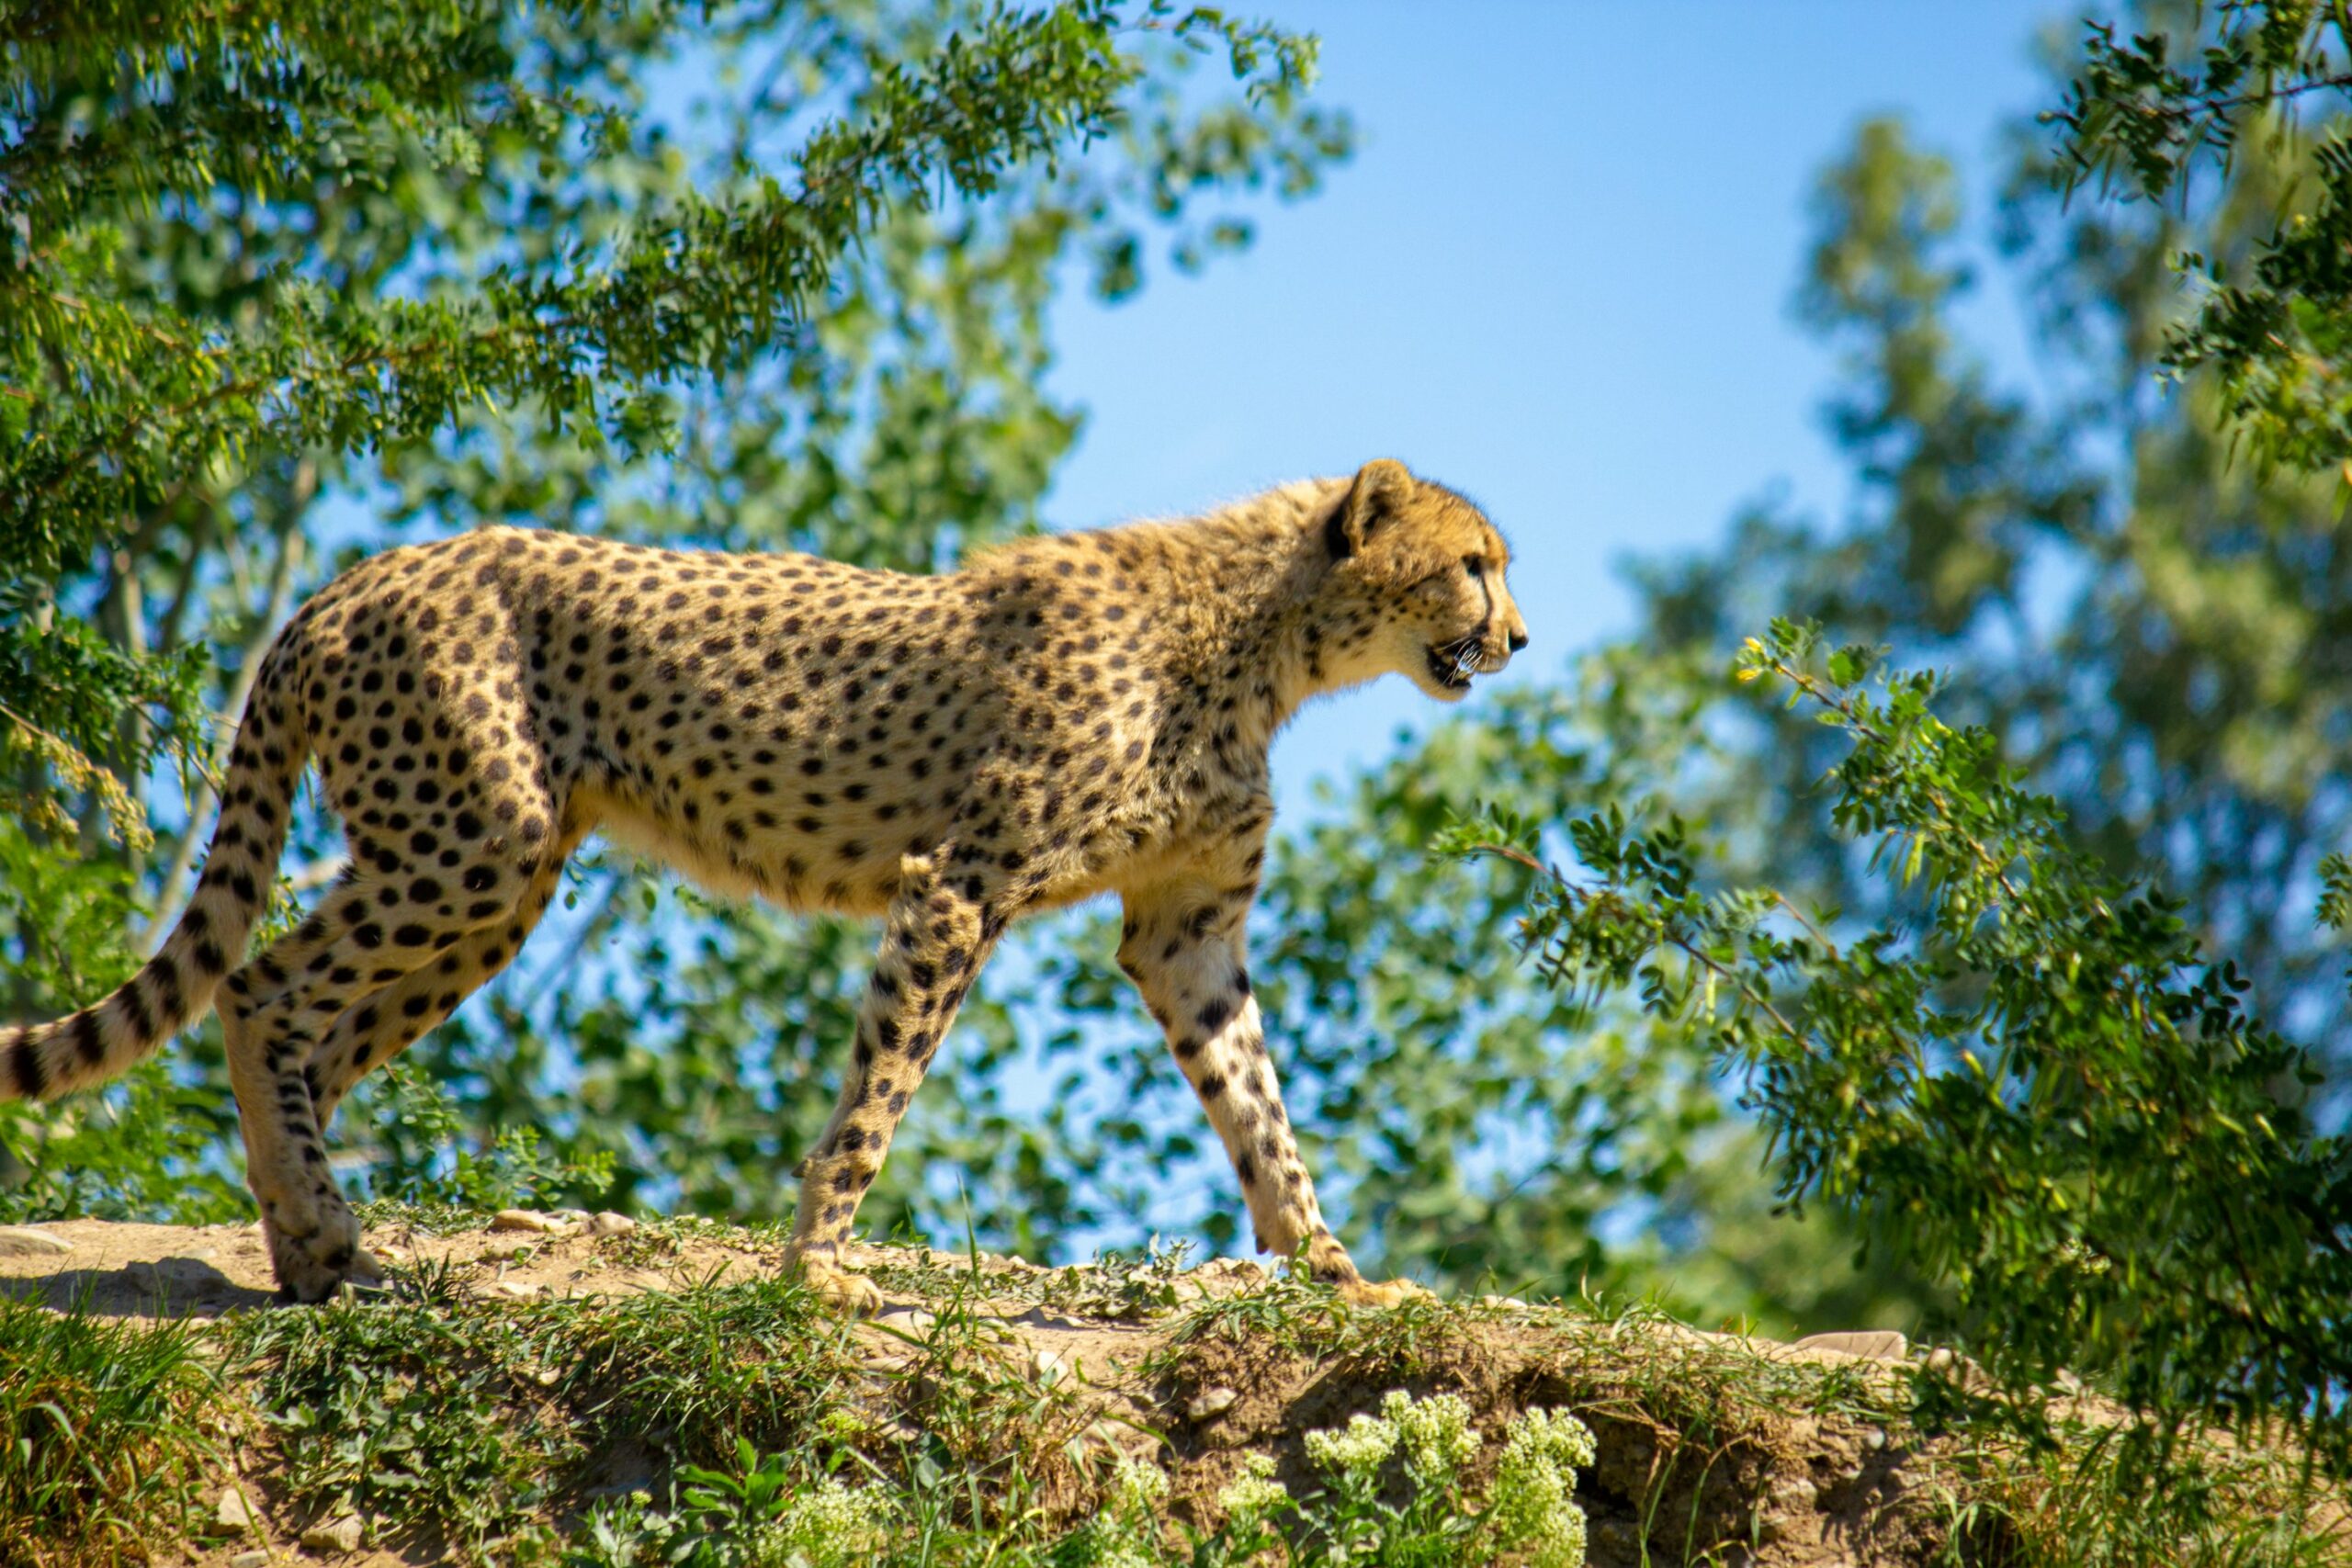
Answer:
797;1258;889;1315
267;1219;384;1304
1338;1276;1433;1310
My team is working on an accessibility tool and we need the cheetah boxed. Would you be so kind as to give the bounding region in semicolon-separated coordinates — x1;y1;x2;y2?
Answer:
1;458;1528;1306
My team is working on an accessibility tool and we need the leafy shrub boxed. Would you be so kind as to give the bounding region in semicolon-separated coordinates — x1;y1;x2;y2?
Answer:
1444;619;2352;1472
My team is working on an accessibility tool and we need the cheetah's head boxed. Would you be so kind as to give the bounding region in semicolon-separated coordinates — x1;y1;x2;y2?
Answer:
1319;458;1529;704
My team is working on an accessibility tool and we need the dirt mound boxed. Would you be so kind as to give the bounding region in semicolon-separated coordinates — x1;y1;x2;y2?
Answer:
0;1215;2334;1567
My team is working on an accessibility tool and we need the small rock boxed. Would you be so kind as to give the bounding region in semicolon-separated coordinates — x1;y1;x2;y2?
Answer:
301;1515;363;1554
232;1552;271;1568
496;1279;542;1300
0;1226;73;1257
127;1254;220;1293
588;1211;637;1237
1925;1346;1993;1391
1862;1426;1888;1450
1775;1476;1819;1512
876;1305;936;1333
1185;1386;1238;1422
1795;1329;1909;1361
490;1209;557;1234
1029;1348;1069;1384
210;1486;256;1534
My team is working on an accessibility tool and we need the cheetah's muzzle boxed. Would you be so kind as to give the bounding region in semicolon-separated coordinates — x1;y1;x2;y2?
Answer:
1427;635;1484;692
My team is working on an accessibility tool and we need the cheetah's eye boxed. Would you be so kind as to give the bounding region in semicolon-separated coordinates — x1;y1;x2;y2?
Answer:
1463;556;1486;578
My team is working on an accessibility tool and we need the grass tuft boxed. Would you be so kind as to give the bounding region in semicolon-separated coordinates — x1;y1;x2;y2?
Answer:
0;1294;215;1568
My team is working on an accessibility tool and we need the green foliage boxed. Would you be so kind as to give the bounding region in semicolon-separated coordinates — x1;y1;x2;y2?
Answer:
234;1293;582;1557
0;1295;217;1568
571;1390;1593;1568
1282;62;2352;1330
672;1440;894;1568
226;1268;862;1559
1443;619;2351;1464
359;1060;616;1213
0;816;244;1226
2052;1;2352;473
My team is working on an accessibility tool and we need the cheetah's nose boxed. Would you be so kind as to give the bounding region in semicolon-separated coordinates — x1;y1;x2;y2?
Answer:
1508;628;1529;653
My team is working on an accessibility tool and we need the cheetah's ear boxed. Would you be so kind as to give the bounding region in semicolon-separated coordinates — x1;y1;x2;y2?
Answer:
1327;458;1414;559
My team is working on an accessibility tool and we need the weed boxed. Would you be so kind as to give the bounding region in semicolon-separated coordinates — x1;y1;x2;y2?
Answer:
673;1438;894;1567
358;1064;615;1213
0;1294;215;1568
556;1270;854;1468
225;1292;579;1561
1952;1410;2350;1568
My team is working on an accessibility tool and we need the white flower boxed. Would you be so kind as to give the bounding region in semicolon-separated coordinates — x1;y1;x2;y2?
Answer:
1107;1454;1170;1516
1216;1451;1291;1520
1301;1409;1399;1481
1505;1405;1596;1472
752;1476;895;1566
1487;1406;1596;1568
1090;1539;1162;1568
1382;1389;1481;1482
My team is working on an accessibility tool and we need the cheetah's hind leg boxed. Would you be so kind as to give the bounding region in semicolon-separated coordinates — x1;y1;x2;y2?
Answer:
222;854;547;1303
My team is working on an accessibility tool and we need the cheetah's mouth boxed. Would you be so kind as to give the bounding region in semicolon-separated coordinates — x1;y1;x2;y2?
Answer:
1426;637;1482;692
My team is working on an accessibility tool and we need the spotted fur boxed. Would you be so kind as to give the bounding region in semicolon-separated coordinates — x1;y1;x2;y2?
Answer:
1;458;1527;1305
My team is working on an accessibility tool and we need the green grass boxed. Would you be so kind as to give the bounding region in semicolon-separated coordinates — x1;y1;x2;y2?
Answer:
1946;1412;2349;1568
0;1293;216;1568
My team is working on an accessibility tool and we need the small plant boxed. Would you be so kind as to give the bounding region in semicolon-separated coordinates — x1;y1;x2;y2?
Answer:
228;1293;579;1559
674;1438;893;1568
1048;1453;1173;1566
360;1063;615;1214
1184;1390;1595;1568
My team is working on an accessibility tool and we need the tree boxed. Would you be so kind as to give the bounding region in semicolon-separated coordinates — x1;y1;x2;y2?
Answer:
1446;621;2350;1465
2055;0;2352;474
0;0;1350;1227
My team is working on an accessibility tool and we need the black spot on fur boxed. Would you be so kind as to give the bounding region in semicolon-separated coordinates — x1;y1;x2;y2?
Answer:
8;1037;46;1098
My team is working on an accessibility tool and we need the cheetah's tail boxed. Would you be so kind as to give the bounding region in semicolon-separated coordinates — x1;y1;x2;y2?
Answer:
1;642;310;1103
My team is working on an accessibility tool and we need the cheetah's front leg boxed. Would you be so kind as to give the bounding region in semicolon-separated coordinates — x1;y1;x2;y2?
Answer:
1117;861;1424;1307
786;851;1007;1312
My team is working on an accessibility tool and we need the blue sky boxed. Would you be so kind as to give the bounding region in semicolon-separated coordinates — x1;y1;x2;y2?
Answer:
1041;0;2069;800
